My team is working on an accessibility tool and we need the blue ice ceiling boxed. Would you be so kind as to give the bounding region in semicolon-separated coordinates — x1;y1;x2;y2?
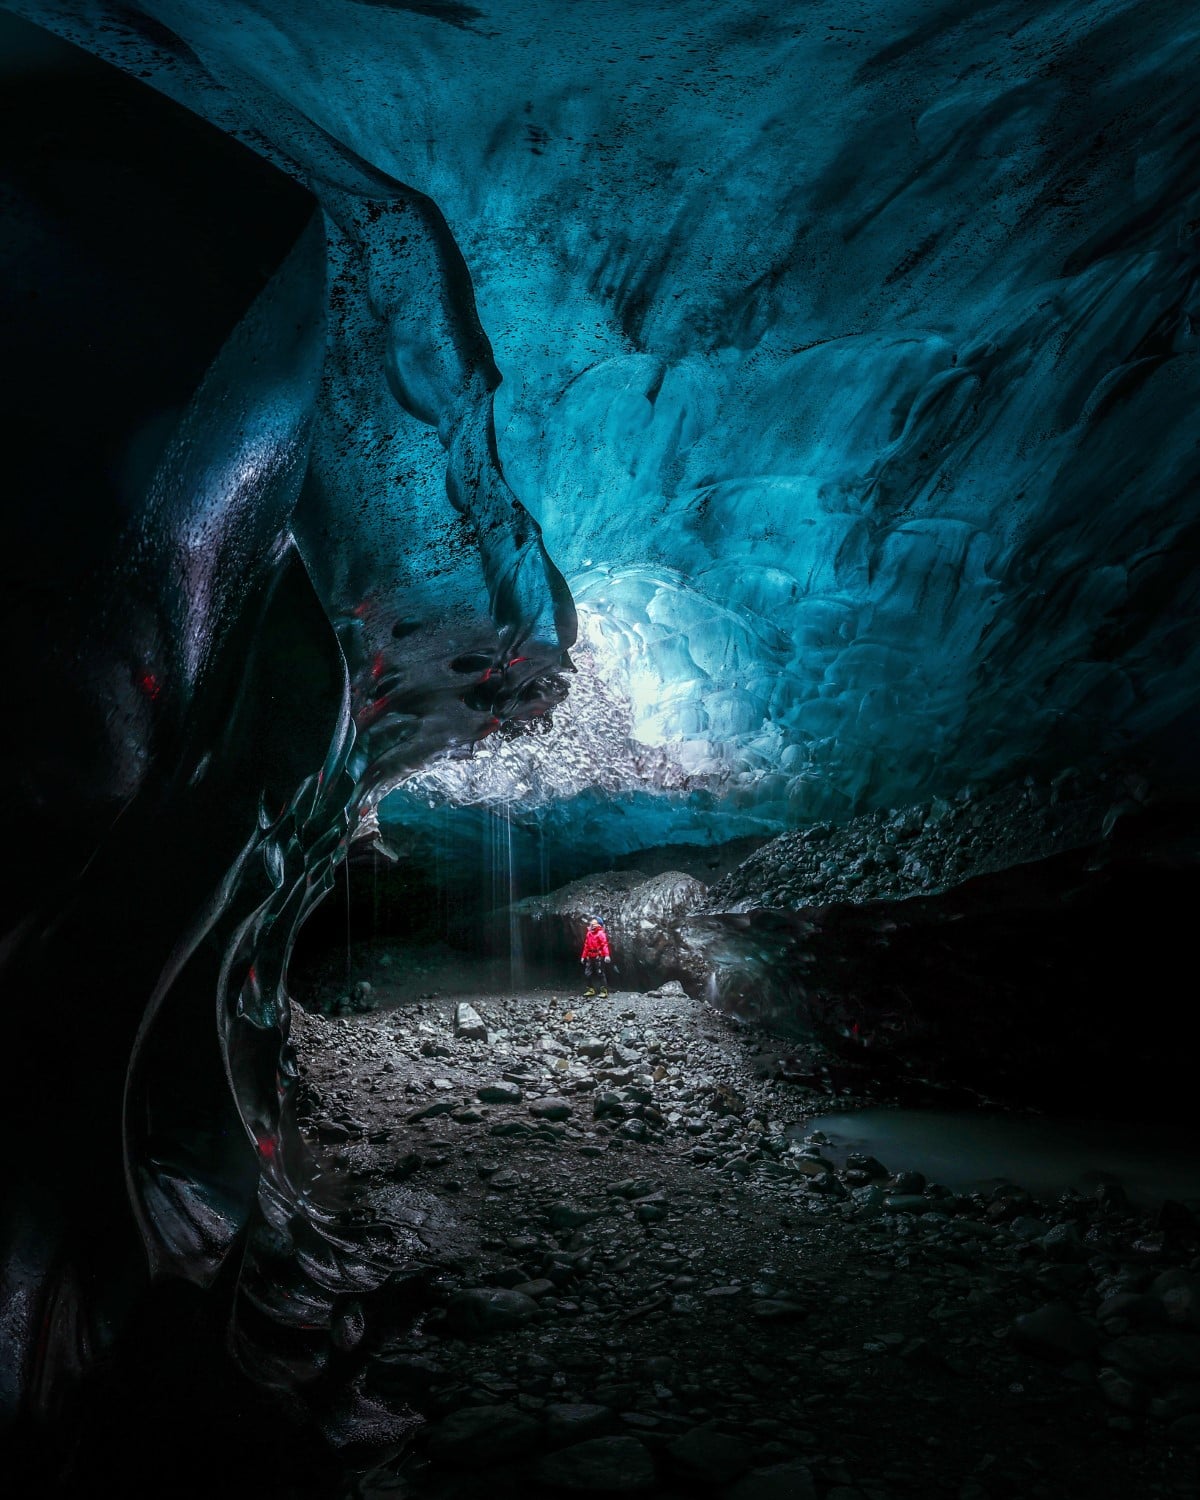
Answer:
15;0;1200;851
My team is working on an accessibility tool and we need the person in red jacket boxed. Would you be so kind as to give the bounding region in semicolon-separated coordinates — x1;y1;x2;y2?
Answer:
580;917;612;997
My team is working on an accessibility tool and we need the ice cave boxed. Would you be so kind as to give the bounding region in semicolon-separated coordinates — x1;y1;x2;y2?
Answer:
3;1;1200;1495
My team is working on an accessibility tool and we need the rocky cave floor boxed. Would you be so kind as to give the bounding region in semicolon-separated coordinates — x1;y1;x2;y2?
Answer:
291;960;1200;1500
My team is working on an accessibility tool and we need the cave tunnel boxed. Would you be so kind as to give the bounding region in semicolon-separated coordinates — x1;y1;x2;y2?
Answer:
3;2;1200;1495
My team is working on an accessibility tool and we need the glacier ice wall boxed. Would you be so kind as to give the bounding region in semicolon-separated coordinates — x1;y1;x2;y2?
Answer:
16;0;1200;855
466;0;1200;823
0;10;574;1471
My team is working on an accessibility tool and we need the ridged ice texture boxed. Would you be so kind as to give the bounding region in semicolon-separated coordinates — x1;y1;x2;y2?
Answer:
12;0;579;814
23;0;1197;842
478;1;1200;821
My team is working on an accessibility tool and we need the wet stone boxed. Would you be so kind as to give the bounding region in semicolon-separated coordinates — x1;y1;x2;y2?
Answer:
478;1081;524;1104
847;1153;889;1179
530;1097;575;1121
607;1179;657;1200
1158;1273;1200;1332
536;1435;656;1493
545;1403;616;1445
892;1170;926;1194
428;1403;540;1464
444;1287;539;1337
408;1100;455;1122
1041;1223;1086;1262
455;1002;488;1041
1097;1292;1165;1327
512;1278;556;1299
790;1154;836;1177
666;1423;752;1484
1097;1366;1144;1412
293;950;1198;1500
1008;1216;1050;1243
883;1195;929;1215
1101;1331;1200;1382
1013;1302;1100;1362
549;1202;603;1230
725;1462;818;1500
750;1299;807;1321
849;1186;888;1219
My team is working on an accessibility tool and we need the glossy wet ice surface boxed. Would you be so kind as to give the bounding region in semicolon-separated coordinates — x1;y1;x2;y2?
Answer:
799;1108;1200;1207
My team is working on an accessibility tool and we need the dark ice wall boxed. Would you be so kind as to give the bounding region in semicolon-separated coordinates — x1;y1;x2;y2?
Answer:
0;13;572;1480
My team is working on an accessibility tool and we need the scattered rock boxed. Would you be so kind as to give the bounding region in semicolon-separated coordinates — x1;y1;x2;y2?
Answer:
444;1287;539;1337
536;1436;656;1493
892;1170;926;1195
725;1463;818;1500
666;1424;752;1484
455;1002;488;1041
408;1100;455;1122
544;1404;616;1446
479;1081;524;1104
428;1404;540;1464
750;1299;807;1322
1102;1332;1200;1383
1013;1303;1100;1362
512;1278;556;1299
883;1194;929;1215
1041;1223;1087;1262
530;1097;574;1121
293;955;1193;1500
549;1202;605;1230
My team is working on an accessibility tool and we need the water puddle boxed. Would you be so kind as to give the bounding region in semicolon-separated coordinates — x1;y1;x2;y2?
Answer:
795;1107;1200;1206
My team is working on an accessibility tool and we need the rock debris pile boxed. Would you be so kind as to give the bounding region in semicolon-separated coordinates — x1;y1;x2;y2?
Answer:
704;769;1144;914
291;978;1198;1498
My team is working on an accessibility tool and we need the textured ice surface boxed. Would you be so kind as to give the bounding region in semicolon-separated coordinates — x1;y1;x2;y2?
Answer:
0;14;573;1452
18;0;1194;849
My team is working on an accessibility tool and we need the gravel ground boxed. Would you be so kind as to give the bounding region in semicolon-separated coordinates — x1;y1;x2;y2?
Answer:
291;972;1200;1500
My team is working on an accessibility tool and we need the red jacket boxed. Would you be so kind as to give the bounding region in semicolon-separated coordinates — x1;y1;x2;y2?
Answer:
581;926;610;961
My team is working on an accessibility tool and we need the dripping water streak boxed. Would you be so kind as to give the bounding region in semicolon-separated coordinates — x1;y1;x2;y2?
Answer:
344;840;352;988
507;797;524;993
